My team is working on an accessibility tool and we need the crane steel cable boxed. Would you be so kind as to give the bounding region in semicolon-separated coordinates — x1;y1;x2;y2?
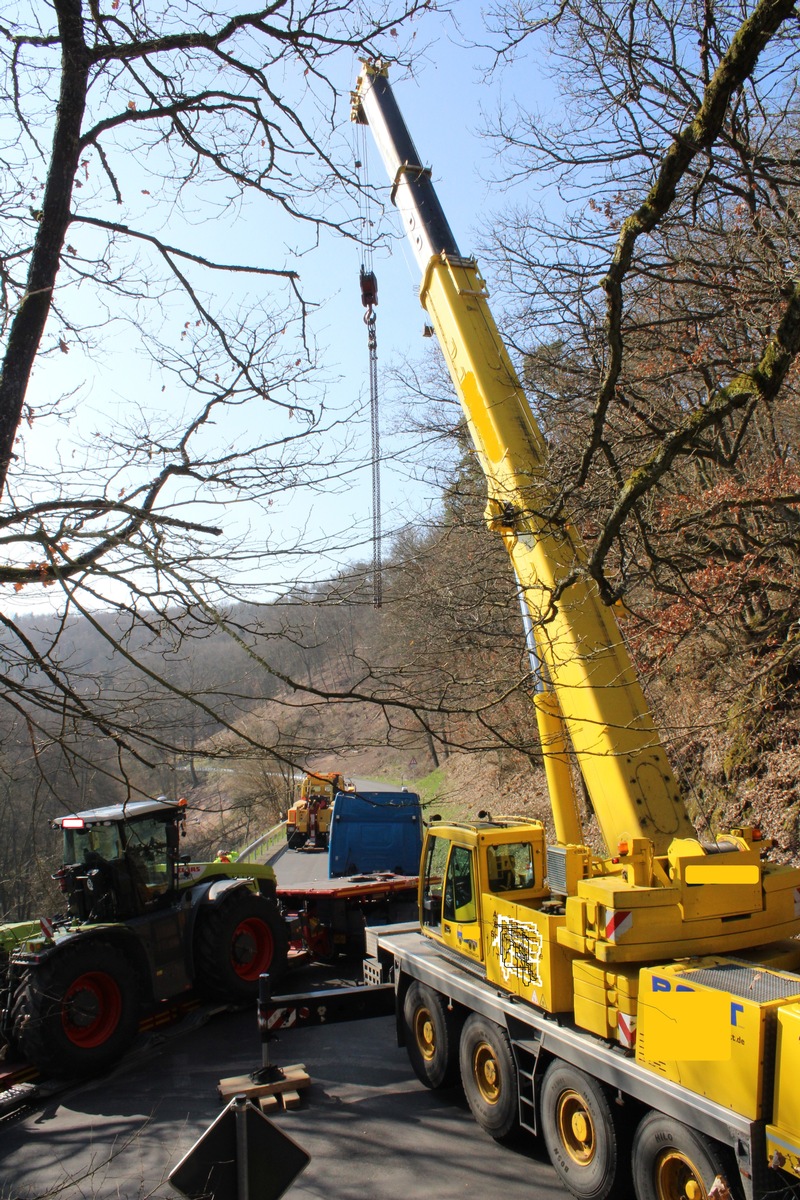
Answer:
365;291;381;609
355;124;382;609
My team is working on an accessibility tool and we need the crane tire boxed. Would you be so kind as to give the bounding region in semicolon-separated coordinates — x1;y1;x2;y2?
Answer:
541;1060;629;1200
11;940;139;1077
194;889;288;1003
459;1013;519;1139
631;1113;740;1200
402;981;460;1089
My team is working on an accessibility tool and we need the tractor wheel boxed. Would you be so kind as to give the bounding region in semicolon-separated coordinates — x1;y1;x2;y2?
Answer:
12;940;140;1077
194;889;288;1003
402;981;460;1089
541;1061;630;1200
459;1013;519;1140
632;1113;739;1200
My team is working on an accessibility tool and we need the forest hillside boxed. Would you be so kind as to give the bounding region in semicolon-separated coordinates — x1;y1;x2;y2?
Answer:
4;449;798;922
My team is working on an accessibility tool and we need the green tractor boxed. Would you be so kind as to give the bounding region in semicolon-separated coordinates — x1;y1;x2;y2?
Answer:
0;797;287;1078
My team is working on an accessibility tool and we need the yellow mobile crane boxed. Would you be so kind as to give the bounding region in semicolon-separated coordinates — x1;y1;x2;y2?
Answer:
348;60;800;1200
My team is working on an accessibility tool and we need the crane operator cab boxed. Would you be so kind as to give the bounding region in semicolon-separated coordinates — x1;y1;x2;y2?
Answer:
420;817;549;969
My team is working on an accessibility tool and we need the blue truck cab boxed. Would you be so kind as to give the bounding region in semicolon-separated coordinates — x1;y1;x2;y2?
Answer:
327;790;423;878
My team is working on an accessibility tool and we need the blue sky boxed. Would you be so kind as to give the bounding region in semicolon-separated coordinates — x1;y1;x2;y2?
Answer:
9;4;556;610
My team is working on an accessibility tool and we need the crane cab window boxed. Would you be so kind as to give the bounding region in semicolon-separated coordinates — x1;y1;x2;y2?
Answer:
443;844;477;923
422;834;449;930
487;842;535;893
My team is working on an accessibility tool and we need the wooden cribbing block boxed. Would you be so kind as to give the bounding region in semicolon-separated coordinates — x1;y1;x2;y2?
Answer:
218;1064;310;1101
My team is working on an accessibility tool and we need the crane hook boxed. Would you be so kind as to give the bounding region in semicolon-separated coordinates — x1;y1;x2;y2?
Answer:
360;266;378;319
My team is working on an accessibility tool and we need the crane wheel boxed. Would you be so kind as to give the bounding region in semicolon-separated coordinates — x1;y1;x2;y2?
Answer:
194;889;288;1004
541;1061;629;1200
402;981;460;1089
11;941;139;1077
631;1113;739;1200
459;1013;519;1140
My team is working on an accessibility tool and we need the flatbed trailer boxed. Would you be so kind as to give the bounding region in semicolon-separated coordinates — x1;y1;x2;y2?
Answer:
278;874;419;961
363;923;790;1200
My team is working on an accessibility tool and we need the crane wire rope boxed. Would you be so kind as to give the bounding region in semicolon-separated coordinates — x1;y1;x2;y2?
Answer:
355;121;382;609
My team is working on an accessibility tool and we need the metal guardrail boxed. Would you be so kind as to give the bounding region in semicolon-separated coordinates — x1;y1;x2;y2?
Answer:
237;821;288;866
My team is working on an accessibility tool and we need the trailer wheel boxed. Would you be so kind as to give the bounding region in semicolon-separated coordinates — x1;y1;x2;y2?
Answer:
459;1013;518;1139
541;1061;628;1200
194;889;288;1003
402;981;459;1089
632;1113;738;1200
12;941;140;1077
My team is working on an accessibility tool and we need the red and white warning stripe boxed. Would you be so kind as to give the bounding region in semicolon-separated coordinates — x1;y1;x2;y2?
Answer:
266;1008;298;1031
39;916;55;940
617;1011;636;1049
604;910;633;942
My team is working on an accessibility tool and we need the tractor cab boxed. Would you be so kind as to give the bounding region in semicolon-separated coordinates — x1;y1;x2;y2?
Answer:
53;798;186;923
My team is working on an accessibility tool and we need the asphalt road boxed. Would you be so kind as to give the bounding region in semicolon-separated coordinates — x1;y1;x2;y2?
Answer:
0;988;567;1200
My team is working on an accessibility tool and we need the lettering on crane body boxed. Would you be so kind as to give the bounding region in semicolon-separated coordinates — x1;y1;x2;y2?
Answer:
643;975;740;1061
650;974;746;1027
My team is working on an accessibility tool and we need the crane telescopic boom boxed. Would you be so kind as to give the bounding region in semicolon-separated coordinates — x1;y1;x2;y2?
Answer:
352;61;694;857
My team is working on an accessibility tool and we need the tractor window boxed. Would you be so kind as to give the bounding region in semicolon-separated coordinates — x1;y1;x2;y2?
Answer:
124;818;171;891
422;834;449;930
444;844;477;923
63;823;123;866
486;842;535;893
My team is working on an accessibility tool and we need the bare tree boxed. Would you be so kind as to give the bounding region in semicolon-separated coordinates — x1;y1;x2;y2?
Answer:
482;0;800;659
0;0;432;807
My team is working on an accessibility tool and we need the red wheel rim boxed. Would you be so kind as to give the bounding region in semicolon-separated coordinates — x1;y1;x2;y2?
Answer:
231;918;273;980
62;971;123;1048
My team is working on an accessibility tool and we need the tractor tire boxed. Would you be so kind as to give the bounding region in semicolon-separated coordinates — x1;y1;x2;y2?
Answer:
11;940;140;1077
540;1060;630;1200
194;888;288;1003
402;981;460;1089
459;1013;519;1140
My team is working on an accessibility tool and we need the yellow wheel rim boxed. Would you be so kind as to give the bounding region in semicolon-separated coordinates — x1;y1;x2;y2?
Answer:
654;1149;707;1200
556;1089;596;1166
414;1007;436;1061
472;1041;501;1104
